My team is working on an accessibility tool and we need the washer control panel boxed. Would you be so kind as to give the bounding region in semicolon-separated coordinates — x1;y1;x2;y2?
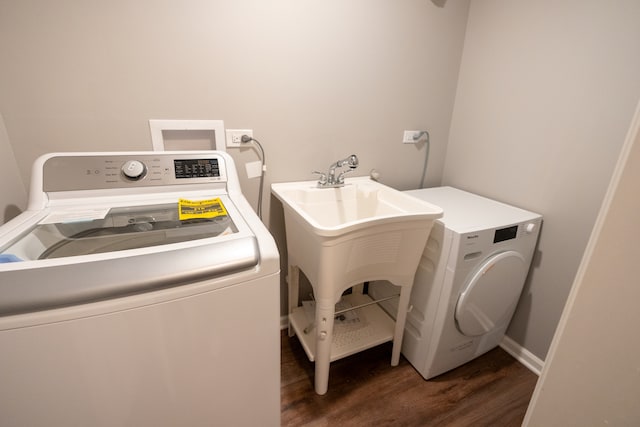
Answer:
42;153;228;192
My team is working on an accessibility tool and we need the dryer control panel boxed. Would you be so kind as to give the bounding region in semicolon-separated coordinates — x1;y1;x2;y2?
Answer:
41;152;229;192
460;217;542;264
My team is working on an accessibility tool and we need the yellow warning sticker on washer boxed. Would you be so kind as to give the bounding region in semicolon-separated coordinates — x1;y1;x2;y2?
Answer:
178;198;228;220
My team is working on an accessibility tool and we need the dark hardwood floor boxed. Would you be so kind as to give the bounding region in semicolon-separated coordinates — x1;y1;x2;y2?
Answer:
281;330;538;426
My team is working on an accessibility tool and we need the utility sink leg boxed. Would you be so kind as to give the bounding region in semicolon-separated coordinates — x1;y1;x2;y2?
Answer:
391;285;411;366
313;301;336;395
288;265;300;338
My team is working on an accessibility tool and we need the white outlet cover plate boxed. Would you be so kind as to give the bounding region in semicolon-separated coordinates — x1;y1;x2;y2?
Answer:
226;129;253;148
403;130;420;144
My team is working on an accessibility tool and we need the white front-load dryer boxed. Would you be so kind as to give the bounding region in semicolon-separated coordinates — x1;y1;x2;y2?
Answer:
369;186;541;379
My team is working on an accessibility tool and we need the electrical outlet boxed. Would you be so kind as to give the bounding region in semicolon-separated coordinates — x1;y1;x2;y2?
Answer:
226;129;253;148
403;130;421;144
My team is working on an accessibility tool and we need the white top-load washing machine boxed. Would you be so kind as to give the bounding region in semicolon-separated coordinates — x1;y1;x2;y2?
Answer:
370;186;541;380
0;151;280;426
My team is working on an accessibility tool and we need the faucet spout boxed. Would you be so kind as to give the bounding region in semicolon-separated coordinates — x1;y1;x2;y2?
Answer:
318;154;359;187
330;154;359;171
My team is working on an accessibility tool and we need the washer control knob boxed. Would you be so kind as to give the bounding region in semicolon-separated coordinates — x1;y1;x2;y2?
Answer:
525;223;536;234
121;160;146;180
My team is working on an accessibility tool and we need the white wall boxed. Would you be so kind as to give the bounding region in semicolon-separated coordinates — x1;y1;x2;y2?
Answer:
0;113;27;224
444;0;640;360
524;101;640;426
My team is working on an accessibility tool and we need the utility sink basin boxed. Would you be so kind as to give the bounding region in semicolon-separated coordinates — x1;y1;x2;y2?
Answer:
272;176;443;289
271;176;443;238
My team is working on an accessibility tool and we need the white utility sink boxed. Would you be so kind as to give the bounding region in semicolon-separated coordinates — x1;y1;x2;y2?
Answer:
271;176;443;237
272;176;443;395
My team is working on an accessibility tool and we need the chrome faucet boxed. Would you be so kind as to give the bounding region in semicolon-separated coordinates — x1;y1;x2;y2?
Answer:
313;154;359;187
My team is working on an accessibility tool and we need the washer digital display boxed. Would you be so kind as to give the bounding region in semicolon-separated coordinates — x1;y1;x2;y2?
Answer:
174;159;220;179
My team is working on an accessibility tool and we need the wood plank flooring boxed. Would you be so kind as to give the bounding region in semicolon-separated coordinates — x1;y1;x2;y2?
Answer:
281;330;538;426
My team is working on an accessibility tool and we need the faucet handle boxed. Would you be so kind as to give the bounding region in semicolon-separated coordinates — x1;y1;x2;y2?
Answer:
312;171;327;185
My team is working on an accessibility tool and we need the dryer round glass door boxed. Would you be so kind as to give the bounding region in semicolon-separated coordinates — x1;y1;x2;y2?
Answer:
455;250;528;337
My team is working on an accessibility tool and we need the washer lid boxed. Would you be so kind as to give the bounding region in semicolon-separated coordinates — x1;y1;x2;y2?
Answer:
0;198;260;317
455;251;528;337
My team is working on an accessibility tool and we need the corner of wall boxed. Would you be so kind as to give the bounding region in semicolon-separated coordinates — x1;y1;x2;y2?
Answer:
0;113;28;224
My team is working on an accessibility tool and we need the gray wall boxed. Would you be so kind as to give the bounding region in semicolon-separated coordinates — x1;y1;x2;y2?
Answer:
524;100;640;426
443;0;640;360
0;0;469;197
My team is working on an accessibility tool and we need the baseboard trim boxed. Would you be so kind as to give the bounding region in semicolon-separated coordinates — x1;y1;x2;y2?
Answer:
280;315;288;330
500;335;544;376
